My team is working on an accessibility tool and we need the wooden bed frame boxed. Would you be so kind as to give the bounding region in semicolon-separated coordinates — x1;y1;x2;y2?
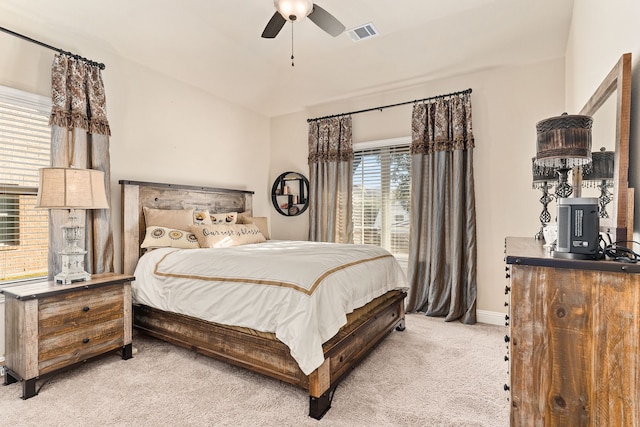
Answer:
120;180;406;419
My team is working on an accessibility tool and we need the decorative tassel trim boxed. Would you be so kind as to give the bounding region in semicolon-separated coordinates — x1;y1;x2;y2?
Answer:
89;119;111;136
307;151;354;164
49;111;110;135
410;137;475;155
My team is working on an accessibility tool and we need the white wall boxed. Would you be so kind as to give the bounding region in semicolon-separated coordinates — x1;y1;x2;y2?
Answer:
270;58;566;317
0;18;271;358
565;0;640;241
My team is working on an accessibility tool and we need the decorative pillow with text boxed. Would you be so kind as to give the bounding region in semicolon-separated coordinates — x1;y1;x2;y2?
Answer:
189;223;265;248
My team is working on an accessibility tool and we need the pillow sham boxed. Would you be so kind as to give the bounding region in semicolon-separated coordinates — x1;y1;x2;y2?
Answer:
143;207;195;231
210;212;238;225
189;223;266;248
141;226;200;249
237;215;270;240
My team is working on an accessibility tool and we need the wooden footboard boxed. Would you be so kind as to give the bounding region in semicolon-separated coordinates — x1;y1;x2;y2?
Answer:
133;289;406;419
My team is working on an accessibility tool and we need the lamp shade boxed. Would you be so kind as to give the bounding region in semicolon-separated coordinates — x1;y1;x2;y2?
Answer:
534;113;593;169
532;157;557;182
582;147;614;181
36;167;109;209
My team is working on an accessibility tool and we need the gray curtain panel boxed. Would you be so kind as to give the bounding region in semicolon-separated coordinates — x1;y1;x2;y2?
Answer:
48;54;114;279
307;116;354;243
406;92;477;324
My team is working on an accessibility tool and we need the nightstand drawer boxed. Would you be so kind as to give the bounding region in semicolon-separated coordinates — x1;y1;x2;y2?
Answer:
38;284;124;338
38;317;124;374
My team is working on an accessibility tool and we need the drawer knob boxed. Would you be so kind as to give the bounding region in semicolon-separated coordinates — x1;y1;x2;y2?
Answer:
82;338;90;344
82;306;90;312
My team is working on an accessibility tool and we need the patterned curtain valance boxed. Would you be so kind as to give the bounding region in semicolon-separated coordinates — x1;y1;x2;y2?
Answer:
411;92;474;155
308;116;353;164
49;54;111;136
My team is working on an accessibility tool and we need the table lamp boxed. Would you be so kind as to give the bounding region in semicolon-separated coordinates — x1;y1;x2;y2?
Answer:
534;113;593;198
582;147;614;219
36;167;109;284
531;157;556;240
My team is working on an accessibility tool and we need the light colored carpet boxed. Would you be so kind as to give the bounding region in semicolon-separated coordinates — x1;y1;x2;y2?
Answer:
1;314;510;426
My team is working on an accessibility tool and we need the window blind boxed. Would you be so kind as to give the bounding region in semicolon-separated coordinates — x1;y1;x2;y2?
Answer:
352;141;411;260
0;85;51;284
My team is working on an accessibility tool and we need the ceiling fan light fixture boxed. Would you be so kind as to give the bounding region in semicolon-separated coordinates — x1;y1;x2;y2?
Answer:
275;0;313;22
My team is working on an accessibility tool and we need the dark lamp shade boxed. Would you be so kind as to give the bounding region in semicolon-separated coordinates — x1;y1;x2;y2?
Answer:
532;157;557;182
582;149;614;181
534;114;593;168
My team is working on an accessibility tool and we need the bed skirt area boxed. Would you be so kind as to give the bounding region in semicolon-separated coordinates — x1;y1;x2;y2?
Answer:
133;289;406;418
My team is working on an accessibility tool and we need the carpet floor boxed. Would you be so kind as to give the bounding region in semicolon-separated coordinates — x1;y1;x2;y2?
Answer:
1;313;510;426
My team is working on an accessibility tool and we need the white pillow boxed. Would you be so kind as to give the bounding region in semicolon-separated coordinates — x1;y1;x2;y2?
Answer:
193;209;213;225
209;212;238;225
141;226;200;249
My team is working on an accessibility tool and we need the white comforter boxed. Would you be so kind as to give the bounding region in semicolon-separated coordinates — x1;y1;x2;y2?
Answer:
132;240;407;375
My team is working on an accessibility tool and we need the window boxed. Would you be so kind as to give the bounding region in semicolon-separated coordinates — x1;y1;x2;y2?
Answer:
352;137;411;270
0;85;51;284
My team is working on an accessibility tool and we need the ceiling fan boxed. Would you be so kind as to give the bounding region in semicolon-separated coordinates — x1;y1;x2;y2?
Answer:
261;0;345;39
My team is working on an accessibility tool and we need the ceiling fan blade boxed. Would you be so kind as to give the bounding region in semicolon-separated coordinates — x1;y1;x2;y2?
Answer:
262;11;287;38
308;4;345;37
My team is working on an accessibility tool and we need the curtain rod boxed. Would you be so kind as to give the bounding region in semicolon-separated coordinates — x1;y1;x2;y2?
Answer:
307;88;472;123
0;25;105;70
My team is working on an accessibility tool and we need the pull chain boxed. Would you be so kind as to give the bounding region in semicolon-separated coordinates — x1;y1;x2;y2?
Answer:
291;22;295;67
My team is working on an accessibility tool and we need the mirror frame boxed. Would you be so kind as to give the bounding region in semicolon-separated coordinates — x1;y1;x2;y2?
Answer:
579;53;633;243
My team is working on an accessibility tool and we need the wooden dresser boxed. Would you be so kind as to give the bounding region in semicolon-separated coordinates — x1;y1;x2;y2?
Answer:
2;273;134;399
505;237;640;426
504;237;640;426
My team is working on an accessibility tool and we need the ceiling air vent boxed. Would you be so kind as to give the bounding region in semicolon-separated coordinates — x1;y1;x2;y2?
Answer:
347;22;379;41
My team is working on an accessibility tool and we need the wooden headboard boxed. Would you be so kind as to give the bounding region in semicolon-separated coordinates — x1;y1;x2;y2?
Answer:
119;180;254;275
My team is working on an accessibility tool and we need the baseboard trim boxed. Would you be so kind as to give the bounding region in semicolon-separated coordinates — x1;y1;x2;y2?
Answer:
477;310;506;326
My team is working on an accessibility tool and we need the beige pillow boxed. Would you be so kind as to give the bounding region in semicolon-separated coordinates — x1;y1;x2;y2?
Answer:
190;224;266;248
141;226;200;249
210;212;238;225
237;215;270;240
143;207;195;231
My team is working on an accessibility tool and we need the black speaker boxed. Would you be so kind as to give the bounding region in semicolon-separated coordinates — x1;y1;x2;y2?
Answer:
555;197;599;259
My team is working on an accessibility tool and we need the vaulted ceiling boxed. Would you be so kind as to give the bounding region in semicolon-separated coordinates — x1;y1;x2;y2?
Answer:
0;0;574;117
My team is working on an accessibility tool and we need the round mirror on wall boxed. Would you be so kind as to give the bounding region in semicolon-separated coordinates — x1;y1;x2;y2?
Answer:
271;171;309;216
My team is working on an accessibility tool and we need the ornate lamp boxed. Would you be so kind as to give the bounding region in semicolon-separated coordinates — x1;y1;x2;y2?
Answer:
582;147;614;218
36;167;109;284
534;113;593;198
531;157;556;240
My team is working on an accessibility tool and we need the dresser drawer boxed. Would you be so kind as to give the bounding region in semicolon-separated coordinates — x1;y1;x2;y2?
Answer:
37;284;125;375
38;317;124;374
38;284;124;338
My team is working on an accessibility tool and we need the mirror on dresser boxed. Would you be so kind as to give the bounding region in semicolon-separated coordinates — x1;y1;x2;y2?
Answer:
577;53;633;243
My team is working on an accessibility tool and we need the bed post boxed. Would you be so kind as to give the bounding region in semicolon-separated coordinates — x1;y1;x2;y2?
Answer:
120;181;141;275
308;358;331;419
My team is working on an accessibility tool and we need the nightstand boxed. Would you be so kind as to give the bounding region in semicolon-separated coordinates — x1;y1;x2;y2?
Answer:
2;273;134;399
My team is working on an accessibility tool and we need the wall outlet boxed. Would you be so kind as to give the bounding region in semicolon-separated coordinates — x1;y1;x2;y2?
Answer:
0;366;5;377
